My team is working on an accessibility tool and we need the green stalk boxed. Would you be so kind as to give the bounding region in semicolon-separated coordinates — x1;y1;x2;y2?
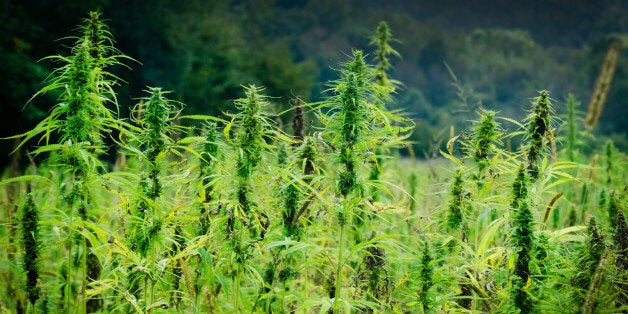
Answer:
447;170;465;232
234;267;241;313
234;227;244;312
12;11;130;311
566;94;577;162
510;164;535;312
21;193;40;308
335;200;347;308
304;251;309;303
525;90;553;180
82;235;87;313
66;199;74;312
146;245;155;313
605;141;613;185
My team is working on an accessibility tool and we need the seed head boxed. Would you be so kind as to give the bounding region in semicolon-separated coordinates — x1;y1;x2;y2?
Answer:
447;170;465;230
525;90;554;179
21;193;40;305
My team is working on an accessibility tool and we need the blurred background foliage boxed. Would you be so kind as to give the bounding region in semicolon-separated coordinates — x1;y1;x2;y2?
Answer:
1;0;627;163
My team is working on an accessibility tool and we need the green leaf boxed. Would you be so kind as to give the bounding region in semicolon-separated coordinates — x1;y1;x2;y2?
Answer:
0;175;52;188
440;150;463;166
180;115;227;123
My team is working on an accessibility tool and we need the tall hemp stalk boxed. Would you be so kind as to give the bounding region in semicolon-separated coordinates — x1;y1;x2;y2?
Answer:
368;21;400;201
10;11;128;312
614;211;628;309
282;101;318;240
198;122;219;236
510;164;535;313
332;51;370;309
227;85;273;311
445;168;473;309
320;44;410;311
192;123;223;312
566;94;578;162
360;22;415;310
127;87;179;312
446;109;502;311
129;88;177;255
275;107;318;312
21;193;42;312
446;169;466;234
417;242;435;311
469;110;501;188
282;104;307;239
525;90;554;180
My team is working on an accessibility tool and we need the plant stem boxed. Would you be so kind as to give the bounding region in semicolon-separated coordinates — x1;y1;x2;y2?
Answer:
234;267;241;313
66;200;74;312
82;236;87;314
304;251;308;301
335;199;347;310
147;245;156;314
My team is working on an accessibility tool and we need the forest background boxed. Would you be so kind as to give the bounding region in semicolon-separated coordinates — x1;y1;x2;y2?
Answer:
1;0;627;164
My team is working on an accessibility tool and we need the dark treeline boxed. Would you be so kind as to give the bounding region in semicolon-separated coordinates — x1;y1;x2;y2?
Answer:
1;0;627;164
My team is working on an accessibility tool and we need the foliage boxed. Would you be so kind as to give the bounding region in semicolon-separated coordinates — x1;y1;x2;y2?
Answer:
1;11;627;314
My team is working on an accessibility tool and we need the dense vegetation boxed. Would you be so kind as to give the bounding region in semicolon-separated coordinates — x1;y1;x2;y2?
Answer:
1;8;627;314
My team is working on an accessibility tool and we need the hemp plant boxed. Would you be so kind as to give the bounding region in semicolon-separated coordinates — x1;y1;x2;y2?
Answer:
510;164;535;313
417;242;435;311
368;21;401;201
20;193;41;310
282;138;318;239
467;110;501;188
371;21;400;96
123;87;181;312
614;211;628;309
281;100;317;238
228;85;273;233
282;170;302;239
129;87;180;256
316;47;411;311
225;84;274;311
9;11;130;312
284;133;318;231
198;122;220;236
565;94;579;162
572;218;606;305
446;169;467;233
525;90;554;180
324;51;372;308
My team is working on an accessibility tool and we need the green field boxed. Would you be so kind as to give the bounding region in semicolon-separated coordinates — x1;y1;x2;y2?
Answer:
1;12;627;314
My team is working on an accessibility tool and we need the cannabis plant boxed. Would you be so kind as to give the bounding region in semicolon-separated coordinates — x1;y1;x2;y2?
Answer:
525;90;554;180
510;164;535;313
615;211;628;309
20;193;40;308
368;21;401;201
468;110;501;187
326;51;373;309
129;87;180;256
446;169;466;232
8;11;130;312
198;121;220;235
225;84;274;311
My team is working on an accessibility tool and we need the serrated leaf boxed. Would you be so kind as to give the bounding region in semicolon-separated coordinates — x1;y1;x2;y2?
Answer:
440;150;463;165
